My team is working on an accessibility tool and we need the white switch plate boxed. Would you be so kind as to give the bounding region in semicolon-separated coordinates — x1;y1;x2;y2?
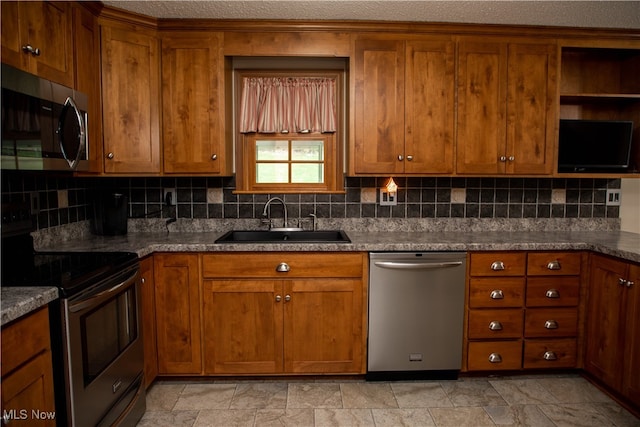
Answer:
606;189;621;206
380;189;397;206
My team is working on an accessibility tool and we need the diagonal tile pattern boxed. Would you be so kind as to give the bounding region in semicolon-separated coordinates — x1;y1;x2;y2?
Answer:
137;375;640;426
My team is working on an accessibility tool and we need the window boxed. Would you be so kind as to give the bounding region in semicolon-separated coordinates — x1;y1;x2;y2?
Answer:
234;70;344;193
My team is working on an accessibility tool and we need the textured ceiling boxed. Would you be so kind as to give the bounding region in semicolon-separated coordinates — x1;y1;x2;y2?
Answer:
101;1;640;29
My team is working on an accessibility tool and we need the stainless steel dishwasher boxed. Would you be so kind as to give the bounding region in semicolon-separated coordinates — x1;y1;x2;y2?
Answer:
367;252;467;380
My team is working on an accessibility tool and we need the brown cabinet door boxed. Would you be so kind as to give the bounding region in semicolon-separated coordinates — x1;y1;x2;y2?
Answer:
506;43;557;175
284;279;365;374
353;38;405;174
154;253;201;374
161;33;227;174
72;4;102;173
1;1;74;87
202;279;284;374
101;25;161;174
622;263;640;406
405;40;455;174
456;40;507;174
585;254;627;389
139;256;158;388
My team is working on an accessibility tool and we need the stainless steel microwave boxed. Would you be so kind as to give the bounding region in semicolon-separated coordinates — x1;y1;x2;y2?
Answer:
1;64;89;171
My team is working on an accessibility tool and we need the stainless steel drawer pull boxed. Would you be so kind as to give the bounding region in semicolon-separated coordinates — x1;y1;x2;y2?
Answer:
488;353;502;363
489;321;503;331
545;289;560;298
547;260;561;270
627;280;635;288
543;351;557;361
490;290;504;299
619;278;628;286
276;262;290;272
491;261;505;271
544;320;559;329
22;44;41;56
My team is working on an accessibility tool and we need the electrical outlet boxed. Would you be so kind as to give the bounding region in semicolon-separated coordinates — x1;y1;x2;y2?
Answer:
380;188;397;206
606;189;621;206
164;188;176;206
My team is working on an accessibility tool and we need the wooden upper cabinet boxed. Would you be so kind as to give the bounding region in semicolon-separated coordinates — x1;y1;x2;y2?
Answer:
161;32;231;175
1;1;74;87
101;24;161;174
456;38;557;175
352;37;455;175
72;4;102;174
353;38;405;174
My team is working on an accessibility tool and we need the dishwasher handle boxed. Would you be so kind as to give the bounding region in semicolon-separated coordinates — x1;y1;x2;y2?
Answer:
373;260;463;270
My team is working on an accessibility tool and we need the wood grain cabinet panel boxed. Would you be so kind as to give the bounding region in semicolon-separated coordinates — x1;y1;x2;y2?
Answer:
527;252;581;276
161;32;231;175
468;277;525;308
468;308;523;339
586;254;640;408
202;252;367;375
139;256;158;388
101;24;161;174
154;253;201;375
1;1;74;87
467;340;523;371
1;308;55;426
523;339;577;369
352;36;455;175
456;39;556;175
469;252;527;276
525;276;580;307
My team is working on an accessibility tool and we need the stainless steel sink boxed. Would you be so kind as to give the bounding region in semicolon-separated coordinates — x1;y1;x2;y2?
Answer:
214;230;351;243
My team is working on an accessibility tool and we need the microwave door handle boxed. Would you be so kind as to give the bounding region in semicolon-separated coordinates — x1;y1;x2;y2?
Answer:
57;96;86;169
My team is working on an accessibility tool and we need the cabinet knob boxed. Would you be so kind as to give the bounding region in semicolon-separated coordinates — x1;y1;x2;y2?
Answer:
107;152;115;159
285;294;291;302
397;155;404;161
490;261;505;271
490;289;504;299
276;262;290;272
406;155;413;161
499;156;507;162
141;277;146;284
547;260;561;270
211;154;217;160
545;289;560;298
619;278;628;286
488;353;502;363
544;320;559;329
275;295;282;302
22;44;40;56
508;156;515;162
627;280;635;288
489;321;503;331
543;351;558;361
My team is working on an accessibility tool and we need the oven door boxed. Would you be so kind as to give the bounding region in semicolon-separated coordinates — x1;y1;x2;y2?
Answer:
63;264;144;427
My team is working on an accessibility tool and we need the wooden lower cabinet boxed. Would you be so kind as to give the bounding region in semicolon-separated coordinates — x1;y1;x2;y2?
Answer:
585;254;640;408
465;251;583;372
154;253;202;375
202;252;367;375
139;256;158;387
1;307;55;426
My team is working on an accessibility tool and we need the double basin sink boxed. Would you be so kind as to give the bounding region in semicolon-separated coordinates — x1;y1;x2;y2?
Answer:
215;229;350;243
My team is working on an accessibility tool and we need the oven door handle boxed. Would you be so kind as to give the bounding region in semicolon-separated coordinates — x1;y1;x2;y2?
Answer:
68;270;137;313
373;261;463;270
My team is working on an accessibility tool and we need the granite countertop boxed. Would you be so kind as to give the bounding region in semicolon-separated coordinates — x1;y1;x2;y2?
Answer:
3;224;639;326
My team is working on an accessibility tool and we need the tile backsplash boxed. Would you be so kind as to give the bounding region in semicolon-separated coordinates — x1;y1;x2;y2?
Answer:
1;171;622;231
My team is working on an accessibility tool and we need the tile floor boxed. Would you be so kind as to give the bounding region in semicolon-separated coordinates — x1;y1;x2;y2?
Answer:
137;374;640;427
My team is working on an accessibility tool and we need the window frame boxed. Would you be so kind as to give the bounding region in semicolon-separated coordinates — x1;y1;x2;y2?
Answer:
234;69;344;194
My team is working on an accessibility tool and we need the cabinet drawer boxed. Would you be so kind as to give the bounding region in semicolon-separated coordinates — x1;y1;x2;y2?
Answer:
468;309;523;339
523;339;577;368
469;278;525;308
202;252;364;278
527;252;581;276
526;277;580;307
467;341;522;371
1;307;50;376
524;308;578;338
469;252;526;277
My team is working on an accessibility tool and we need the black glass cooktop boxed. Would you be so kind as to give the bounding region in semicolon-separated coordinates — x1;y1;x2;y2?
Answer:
1;251;138;298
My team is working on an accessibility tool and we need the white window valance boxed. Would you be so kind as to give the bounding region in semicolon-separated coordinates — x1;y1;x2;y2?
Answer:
239;77;337;134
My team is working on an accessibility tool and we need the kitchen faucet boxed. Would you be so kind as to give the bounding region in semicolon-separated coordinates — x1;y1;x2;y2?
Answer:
261;197;288;229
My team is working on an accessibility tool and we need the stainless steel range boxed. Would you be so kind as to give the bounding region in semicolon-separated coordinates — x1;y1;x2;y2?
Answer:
2;202;145;426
